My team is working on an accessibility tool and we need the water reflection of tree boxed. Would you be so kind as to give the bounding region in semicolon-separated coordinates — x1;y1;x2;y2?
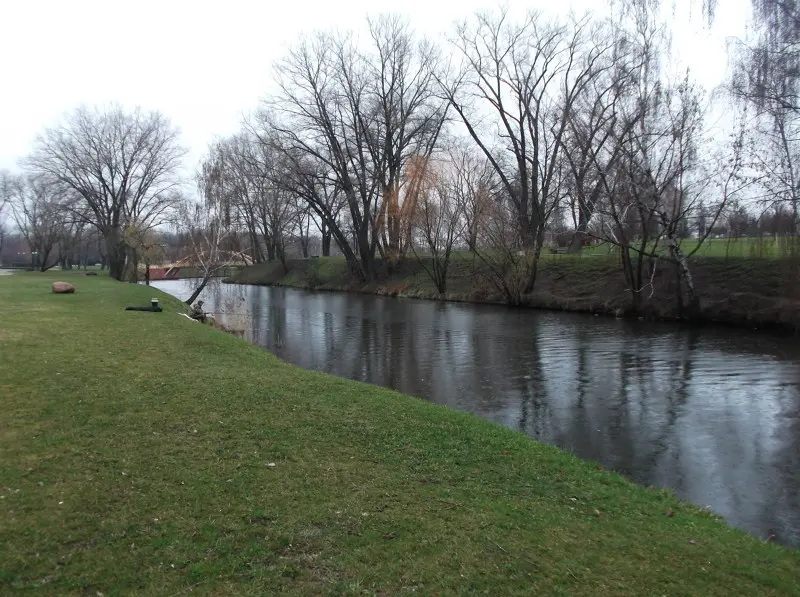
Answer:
637;328;697;490
268;302;287;356
765;375;800;545
547;327;689;485
248;287;263;345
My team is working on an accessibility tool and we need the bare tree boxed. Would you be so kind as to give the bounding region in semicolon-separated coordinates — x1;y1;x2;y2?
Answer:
0;170;12;262
0;170;11;216
56;216;87;270
179;152;249;305
23;105;186;280
366;16;448;264
568;2;718;312
445;140;497;254
269;17;445;281
736;89;800;241
409;156;464;294
9;175;63;271
179;202;236;305
728;1;800;113
222;131;298;267
291;198;314;258
206;134;266;264
268;34;374;280
560;17;643;251
443;10;616;292
472;196;537;305
723;1;800;241
259;126;352;261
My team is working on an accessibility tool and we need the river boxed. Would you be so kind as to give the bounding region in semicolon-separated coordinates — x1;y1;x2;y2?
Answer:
152;278;800;548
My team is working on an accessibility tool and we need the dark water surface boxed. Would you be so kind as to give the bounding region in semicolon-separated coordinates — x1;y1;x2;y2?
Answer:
153;279;800;547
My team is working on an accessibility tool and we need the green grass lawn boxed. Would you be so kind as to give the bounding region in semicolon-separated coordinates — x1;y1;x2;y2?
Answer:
538;237;795;259
1;272;797;596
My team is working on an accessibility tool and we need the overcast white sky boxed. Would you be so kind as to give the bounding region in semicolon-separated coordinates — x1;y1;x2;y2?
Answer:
0;0;750;174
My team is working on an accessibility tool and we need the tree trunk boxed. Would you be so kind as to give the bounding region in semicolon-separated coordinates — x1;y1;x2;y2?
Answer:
185;274;211;305
278;246;289;274
468;227;478;253
38;247;52;272
128;247;139;283
357;225;376;281
333;229;363;281
248;224;264;263
321;231;331;257
570;214;590;252
620;245;639;313
523;228;546;294
106;230;126;281
667;235;698;311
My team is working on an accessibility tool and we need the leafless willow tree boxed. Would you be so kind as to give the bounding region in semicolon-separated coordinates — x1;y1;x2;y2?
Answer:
179;201;236;305
213;136;255;261
722;0;800;240
208;132;298;266
180;147;250;305
23;105;186;280
443;10;618;294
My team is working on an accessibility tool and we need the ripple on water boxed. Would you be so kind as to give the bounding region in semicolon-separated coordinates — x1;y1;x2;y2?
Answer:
151;279;800;548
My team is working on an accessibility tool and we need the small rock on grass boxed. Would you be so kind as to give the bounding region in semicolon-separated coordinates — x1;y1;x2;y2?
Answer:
52;282;75;294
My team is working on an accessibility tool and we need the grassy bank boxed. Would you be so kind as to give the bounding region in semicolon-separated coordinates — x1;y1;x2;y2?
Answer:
232;252;800;329
1;273;798;596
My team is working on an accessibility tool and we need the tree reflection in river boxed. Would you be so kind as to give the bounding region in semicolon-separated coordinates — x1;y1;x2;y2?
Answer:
157;279;800;547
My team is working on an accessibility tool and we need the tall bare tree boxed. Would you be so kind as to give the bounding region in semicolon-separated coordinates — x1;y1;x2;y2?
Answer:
588;3;726;312
0;170;11;217
180;148;250;305
717;0;800;238
256;124;351;261
443;10;617;292
445;141;497;254
366;16;448;264
23;105;186;280
560;16;643;251
269;17;445;280
409;156;464;294
0;170;12;262
8;175;63;271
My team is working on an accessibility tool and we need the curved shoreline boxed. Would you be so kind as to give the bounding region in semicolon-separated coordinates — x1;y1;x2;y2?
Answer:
229;256;800;334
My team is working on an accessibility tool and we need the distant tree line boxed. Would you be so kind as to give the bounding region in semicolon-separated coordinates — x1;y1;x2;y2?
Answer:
2;0;799;313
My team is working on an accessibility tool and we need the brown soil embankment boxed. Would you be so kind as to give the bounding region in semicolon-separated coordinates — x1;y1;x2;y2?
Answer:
230;255;800;331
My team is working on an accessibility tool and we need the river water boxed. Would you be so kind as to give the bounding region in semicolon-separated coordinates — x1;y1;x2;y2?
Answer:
152;279;800;548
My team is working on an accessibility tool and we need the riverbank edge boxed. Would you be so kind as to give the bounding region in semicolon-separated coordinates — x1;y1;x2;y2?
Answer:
2;272;798;595
228;257;800;333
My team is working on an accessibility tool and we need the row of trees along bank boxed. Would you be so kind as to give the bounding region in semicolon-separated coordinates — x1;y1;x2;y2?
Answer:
2;0;800;311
